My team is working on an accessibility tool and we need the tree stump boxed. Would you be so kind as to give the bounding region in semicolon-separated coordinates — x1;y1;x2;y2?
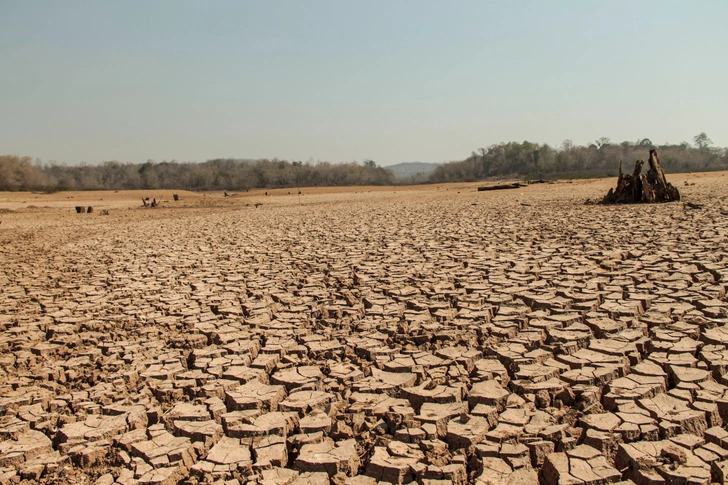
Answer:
601;149;680;204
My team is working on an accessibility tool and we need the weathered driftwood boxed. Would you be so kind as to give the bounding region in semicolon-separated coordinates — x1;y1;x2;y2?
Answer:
477;183;524;192
601;149;680;204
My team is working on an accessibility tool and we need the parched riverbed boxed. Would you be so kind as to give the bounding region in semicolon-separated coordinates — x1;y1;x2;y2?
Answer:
0;174;727;485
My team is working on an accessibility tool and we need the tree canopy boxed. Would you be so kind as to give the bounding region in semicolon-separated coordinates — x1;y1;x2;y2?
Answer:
0;157;396;191
429;134;726;183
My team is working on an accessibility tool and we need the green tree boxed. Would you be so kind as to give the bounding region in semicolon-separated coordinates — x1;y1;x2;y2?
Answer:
637;138;653;148
694;132;712;153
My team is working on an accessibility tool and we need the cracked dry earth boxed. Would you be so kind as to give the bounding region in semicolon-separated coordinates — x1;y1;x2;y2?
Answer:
1;175;728;485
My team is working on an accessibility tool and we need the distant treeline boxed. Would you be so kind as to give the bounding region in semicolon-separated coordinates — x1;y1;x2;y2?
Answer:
0;157;396;191
1;134;726;191
430;134;727;183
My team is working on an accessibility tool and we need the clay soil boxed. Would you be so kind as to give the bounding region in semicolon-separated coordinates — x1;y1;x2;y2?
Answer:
0;172;727;485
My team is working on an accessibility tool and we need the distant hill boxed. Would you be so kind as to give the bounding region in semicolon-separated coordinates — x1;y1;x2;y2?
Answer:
385;162;441;180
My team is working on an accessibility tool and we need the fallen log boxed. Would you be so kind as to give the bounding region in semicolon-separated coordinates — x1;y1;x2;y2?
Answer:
600;149;680;204
477;183;524;192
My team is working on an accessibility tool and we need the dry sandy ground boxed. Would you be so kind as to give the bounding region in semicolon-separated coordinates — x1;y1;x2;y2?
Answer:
0;172;727;485
0;171;725;227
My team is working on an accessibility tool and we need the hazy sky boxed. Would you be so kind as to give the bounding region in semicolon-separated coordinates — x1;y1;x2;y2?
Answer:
1;1;726;166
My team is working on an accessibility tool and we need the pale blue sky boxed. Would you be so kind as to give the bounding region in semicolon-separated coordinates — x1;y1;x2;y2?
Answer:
1;1;726;165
